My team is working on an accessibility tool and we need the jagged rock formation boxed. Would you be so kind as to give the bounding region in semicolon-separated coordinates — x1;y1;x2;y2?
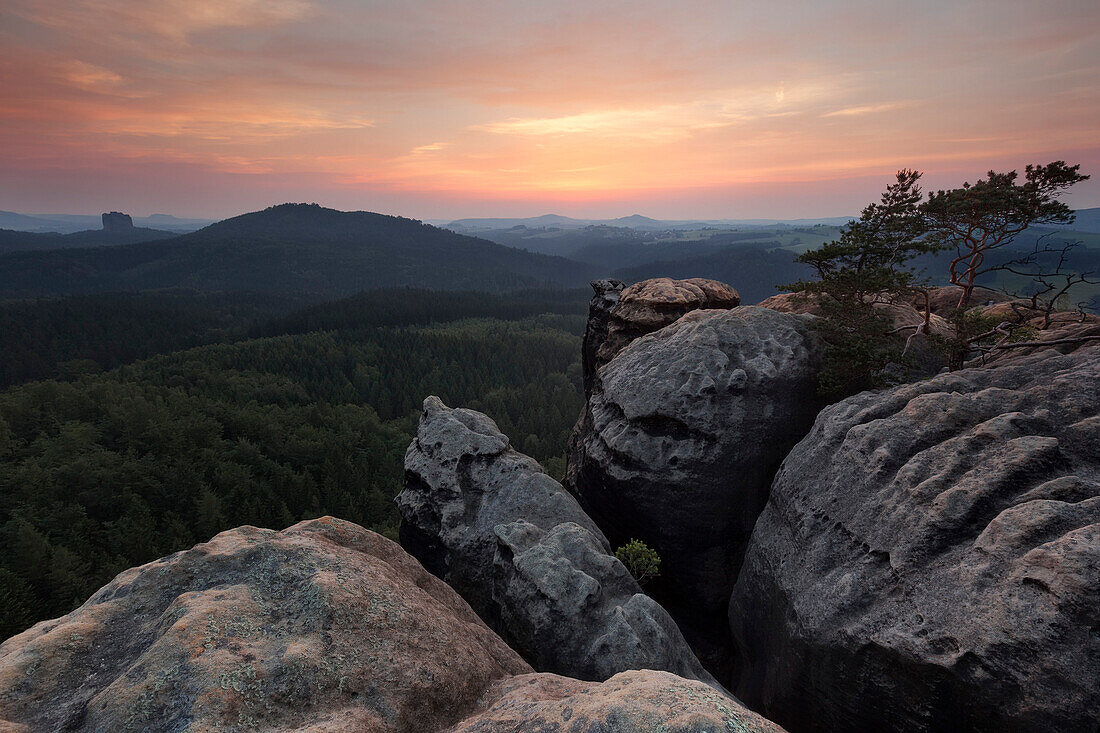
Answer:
565;305;823;678
0;517;529;732
595;277;740;371
451;670;786;732
100;211;133;233
730;346;1100;733
580;278;625;396
398;396;716;687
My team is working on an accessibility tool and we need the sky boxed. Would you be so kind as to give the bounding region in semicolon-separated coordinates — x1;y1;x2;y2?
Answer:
1;0;1099;220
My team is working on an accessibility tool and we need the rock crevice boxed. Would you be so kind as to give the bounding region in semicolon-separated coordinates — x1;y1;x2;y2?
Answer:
397;395;717;688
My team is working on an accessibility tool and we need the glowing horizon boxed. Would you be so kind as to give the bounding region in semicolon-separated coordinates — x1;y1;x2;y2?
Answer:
1;0;1098;220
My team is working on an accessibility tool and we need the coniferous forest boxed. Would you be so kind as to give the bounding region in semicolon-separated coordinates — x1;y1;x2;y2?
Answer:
0;287;589;637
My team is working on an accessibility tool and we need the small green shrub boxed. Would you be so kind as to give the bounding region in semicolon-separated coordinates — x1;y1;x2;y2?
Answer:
615;539;661;585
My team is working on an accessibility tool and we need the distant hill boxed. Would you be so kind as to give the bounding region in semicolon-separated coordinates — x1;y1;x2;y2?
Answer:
612;245;813;304
0;211;214;234
446;214;855;234
447;214;592;232
135;214;217;231
1069;207;1100;234
608;214;667;228
0;211;69;233
0;203;598;298
0;226;176;255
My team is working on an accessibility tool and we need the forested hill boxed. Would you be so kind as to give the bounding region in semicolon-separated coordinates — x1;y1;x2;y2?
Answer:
612;245;814;304
0;204;598;298
0;226;175;255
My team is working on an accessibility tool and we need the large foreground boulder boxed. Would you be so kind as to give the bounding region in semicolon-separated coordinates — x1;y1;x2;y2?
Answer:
730;346;1100;732
398;396;715;687
451;670;786;733
565;305;823;678
0;518;789;732
0;517;530;732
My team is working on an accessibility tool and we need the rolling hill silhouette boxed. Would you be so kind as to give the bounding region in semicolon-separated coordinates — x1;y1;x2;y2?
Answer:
0;204;597;297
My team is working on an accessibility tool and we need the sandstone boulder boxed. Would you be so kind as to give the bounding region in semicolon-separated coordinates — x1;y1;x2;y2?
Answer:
909;285;1012;315
451;670;786;733
970;315;1100;368
759;291;954;339
730;346;1100;732
596;277;740;369
0;517;529;732
565;305;823;678
398;397;715;687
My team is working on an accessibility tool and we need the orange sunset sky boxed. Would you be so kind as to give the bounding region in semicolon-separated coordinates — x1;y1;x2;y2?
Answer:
1;0;1098;220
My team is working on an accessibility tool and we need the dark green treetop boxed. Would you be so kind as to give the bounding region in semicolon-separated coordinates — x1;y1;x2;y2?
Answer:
922;161;1089;310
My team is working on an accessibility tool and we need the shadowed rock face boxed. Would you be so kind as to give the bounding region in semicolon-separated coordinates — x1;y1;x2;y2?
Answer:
0;518;530;732
450;670;787;733
580;279;625;397
398;396;717;687
730;346;1100;733
565;305;823;680
101;211;133;233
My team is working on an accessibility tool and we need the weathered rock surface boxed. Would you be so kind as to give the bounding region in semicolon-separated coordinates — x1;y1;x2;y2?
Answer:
0;516;790;732
0;517;530;732
398;396;715;687
451;670;787;733
596;277;740;370
565;305;823;678
730;346;1100;732
911;285;1012;315
759;291;954;339
971;316;1100;369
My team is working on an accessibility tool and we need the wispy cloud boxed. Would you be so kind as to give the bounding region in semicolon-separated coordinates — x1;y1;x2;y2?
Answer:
0;0;1097;217
473;84;836;141
821;103;907;118
60;60;123;90
411;142;449;154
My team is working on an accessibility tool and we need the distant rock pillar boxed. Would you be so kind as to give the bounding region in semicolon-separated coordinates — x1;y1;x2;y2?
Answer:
101;211;133;233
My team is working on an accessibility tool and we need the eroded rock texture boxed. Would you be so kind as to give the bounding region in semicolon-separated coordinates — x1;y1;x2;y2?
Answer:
596;277;740;370
730;346;1100;733
398;396;715;686
759;291;954;339
0;517;529;732
566;305;823;678
451;670;786;733
909;285;1011;315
